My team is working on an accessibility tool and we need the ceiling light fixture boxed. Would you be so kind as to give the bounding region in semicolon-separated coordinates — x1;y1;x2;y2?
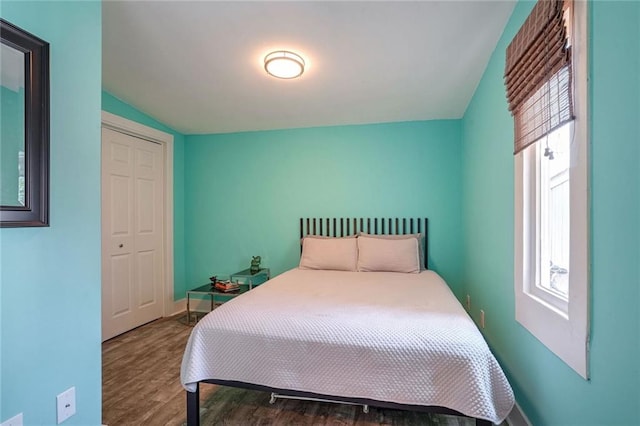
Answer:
264;50;305;79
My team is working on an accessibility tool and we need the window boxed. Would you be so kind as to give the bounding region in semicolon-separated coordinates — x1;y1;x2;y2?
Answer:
524;122;572;313
509;0;589;378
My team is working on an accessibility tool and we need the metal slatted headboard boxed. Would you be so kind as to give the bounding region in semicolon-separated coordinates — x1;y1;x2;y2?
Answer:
300;217;429;269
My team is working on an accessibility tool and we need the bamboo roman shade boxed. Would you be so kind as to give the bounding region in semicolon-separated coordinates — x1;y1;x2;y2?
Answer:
505;0;574;154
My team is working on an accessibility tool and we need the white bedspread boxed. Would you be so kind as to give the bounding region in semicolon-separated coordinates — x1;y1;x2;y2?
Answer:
181;269;514;423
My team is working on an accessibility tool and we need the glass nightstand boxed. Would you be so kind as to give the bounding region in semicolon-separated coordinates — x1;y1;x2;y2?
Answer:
186;268;270;324
186;283;233;325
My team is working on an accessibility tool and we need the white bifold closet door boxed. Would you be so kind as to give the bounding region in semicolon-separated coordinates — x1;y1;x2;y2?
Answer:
101;127;164;341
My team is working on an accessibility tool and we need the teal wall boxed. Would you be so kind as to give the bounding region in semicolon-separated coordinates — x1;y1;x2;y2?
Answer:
0;86;25;205
184;121;464;296
0;2;102;425
461;1;640;425
101;91;187;300
0;2;631;424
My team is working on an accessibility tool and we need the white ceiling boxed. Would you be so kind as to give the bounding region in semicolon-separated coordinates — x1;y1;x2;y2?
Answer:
102;1;515;135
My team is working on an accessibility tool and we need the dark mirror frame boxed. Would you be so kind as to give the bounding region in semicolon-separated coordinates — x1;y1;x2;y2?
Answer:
0;19;49;227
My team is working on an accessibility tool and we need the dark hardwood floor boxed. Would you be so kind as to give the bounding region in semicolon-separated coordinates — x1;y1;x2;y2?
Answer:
102;314;478;426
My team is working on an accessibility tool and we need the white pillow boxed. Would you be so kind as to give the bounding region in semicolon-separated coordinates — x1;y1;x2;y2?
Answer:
357;236;420;273
359;232;426;270
299;236;358;271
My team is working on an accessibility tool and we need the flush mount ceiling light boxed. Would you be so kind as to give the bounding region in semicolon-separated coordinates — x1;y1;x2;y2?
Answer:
264;50;305;79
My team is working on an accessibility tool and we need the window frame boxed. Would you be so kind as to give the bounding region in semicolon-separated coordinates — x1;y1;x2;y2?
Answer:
514;0;590;379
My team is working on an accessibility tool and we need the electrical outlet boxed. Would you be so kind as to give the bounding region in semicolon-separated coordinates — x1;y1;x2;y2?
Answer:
466;294;471;311
1;413;23;426
57;387;76;424
480;310;485;329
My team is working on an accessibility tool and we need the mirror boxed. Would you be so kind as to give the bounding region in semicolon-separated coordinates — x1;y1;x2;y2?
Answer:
0;19;49;227
1;43;26;207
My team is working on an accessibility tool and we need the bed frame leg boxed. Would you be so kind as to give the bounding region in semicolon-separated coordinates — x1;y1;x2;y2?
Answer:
186;384;200;426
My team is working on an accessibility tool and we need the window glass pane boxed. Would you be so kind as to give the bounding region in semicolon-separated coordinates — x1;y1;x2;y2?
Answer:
538;123;571;298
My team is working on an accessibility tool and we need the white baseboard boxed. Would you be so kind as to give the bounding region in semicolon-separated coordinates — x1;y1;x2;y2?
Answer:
172;298;186;316
506;401;531;426
172;297;216;315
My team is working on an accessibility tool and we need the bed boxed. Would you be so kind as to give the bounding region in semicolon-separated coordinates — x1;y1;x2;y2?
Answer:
181;218;514;425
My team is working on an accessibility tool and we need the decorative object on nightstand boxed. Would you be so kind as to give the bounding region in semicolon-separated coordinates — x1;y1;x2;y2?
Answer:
214;281;240;293
250;255;261;274
208;275;239;292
